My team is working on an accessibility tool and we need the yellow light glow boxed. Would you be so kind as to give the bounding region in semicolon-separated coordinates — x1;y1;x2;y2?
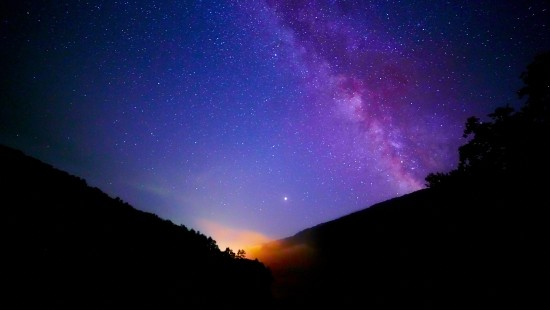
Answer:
196;219;272;259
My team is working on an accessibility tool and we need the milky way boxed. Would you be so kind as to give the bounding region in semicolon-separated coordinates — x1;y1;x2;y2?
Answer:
2;0;549;249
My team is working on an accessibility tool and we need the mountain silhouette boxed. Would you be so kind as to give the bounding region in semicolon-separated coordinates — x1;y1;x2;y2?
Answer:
1;145;273;308
254;185;549;308
252;51;550;309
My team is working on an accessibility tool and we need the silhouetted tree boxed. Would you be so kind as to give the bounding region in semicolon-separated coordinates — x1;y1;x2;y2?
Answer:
224;247;236;259
236;249;246;259
519;51;550;118
206;236;219;252
426;51;550;188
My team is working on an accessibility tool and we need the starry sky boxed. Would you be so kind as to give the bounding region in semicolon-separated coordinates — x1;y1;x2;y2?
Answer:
2;0;549;250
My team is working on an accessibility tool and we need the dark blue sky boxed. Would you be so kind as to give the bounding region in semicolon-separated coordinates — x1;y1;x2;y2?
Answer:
2;0;549;249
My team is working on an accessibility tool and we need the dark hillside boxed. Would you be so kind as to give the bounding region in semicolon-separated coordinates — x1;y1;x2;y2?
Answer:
254;52;550;309
259;183;549;308
1;145;273;308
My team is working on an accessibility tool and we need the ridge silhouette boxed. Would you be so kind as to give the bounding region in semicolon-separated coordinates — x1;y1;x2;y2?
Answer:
1;145;273;308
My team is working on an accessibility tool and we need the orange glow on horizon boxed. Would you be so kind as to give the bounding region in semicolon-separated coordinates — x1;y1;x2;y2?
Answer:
196;219;272;259
195;218;318;288
196;219;319;302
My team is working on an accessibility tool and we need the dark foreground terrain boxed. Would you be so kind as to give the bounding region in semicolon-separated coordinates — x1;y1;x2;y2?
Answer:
1;145;273;308
257;182;549;308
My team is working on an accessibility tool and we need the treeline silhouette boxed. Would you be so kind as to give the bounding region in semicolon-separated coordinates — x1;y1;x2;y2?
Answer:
426;51;550;190
256;52;550;309
1;145;273;308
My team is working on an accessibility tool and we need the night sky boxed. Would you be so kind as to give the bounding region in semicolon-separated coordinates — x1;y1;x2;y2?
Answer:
2;1;549;250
